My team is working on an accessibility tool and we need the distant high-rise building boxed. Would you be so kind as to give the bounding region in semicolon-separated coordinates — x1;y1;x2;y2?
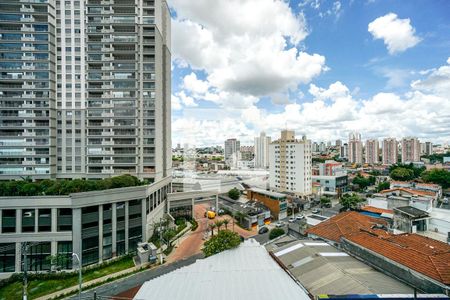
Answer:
240;145;254;161
420;142;433;156
319;142;326;153
335;139;342;147
365;139;379;164
254;132;271;168
348;132;363;164
401;137;421;163
340;143;348;159
269;130;312;197
224;138;240;166
382;138;398;165
312;142;319;153
0;0;172;181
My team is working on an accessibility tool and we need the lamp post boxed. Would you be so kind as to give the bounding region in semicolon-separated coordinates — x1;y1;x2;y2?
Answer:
72;253;82;300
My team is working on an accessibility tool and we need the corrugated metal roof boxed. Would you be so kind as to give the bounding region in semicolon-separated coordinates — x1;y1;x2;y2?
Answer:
133;239;310;300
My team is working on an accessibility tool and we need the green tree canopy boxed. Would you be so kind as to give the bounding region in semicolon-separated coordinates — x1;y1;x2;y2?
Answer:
376;181;391;192
389;167;415;181
421;169;450;188
352;174;375;191
269;228;285;240
340;193;363;211
228;188;240;200
202;229;241;257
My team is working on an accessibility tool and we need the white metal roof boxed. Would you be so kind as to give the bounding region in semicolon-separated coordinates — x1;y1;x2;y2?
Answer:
133;239;310;300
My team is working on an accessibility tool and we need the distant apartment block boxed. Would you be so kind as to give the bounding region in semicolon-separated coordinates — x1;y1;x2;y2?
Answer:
269;130;312;197
382;138;398;165
224;138;240;167
401;137;421;163
365;139;379;164
420;142;433;156
348;132;363;164
254;132;271;168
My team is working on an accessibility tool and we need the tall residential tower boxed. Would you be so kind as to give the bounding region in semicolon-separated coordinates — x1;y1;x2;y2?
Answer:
254;132;271;169
348;132;363;164
0;0;172;181
365;139;379;165
382;138;398;165
401;137;420;163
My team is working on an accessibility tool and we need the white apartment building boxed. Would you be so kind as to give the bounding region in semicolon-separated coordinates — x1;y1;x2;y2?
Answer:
269;130;312;197
420;142;433;156
348;132;363;164
0;0;172;181
382;138;398;165
254;132;271;169
224;138;240;167
365;139;379;164
401;137;421;163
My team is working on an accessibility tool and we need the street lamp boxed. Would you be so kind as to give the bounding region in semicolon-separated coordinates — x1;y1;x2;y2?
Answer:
72;253;82;300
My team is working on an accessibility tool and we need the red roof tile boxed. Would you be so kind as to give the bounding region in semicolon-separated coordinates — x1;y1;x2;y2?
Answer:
345;232;450;285
361;205;393;214
306;211;387;242
380;187;436;197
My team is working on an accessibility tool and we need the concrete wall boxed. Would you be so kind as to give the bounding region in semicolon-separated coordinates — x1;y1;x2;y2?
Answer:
341;238;449;294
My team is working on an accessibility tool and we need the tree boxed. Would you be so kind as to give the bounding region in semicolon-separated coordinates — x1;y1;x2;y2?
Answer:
222;218;230;230
389;167;415;181
214;220;223;232
340;193;362;211
352;174;373;191
228;188;240;200
320;196;331;208
209;223;216;236
269;228;285;240
421;169;450;188
202;230;241;257
376;181;390;192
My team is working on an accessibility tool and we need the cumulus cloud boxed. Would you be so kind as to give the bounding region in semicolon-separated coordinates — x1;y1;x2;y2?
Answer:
173;59;450;146
368;13;421;54
171;0;327;99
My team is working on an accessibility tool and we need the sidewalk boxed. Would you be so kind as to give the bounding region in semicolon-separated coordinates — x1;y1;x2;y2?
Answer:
35;263;151;300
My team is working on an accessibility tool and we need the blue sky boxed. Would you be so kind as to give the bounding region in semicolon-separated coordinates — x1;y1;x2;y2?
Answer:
169;0;450;147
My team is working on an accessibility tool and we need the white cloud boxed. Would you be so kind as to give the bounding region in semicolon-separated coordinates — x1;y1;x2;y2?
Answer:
411;57;450;97
308;81;350;100
171;94;182;110
177;91;198;107
182;72;210;95
171;0;327;99
368;13;421;54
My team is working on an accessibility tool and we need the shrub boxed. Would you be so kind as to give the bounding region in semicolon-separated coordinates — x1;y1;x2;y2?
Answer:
202;230;241;257
228;188;240;200
269;228;285;240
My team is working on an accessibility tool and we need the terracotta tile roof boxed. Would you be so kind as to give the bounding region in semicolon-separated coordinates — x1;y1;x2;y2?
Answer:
380;187;436;197
345;232;450;285
416;183;441;189
306;211;388;242
361;205;393;214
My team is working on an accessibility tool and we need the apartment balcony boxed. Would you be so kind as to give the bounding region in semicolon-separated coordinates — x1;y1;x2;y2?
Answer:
101;140;114;146
101;46;114;52
22;122;36;127
101;168;114;174
22;55;36;61
102;159;115;164
101;0;114;4
101;121;114;126
21;103;36;108
101;75;112;80
101;28;114;34
21;36;35;42
22;74;35;80
21;26;35;32
22;83;36;89
20;7;35;13
101;103;113;108
18;111;35;117
101;92;112;98
101;18;111;24
21;45;35;51
101;65;114;71
22;160;36;165
101;131;112;136
101;37;113;43
101;84;113;89
24;151;36;156
102;150;114;155
22;131;36;137
21;17;35;22
22;93;36;98
22;65;35;70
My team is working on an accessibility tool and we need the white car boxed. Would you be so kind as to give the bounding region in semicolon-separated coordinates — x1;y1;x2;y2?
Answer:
288;217;295;223
275;221;285;228
296;214;305;220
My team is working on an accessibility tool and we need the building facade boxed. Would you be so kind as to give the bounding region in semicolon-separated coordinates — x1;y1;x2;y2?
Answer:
365;139;379;165
382;138;398;165
269;130;312;197
224;138;240;167
420;142;433;156
348;132;363;164
0;0;172;181
401;137;420;163
0;177;171;273
254;132;270;169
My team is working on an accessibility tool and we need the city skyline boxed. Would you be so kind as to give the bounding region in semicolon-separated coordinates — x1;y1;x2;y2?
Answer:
170;0;450;147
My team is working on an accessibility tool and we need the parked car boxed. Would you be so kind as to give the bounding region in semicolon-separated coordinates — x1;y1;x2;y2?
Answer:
275;221;285;228
258;226;269;234
288;217;295;223
217;209;225;215
311;208;320;214
296;214;305;220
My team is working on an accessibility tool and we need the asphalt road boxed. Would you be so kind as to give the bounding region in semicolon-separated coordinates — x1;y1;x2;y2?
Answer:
66;253;204;299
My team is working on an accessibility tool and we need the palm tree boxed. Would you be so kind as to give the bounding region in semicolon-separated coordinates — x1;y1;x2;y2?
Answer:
223;218;230;230
209;223;216;236
215;220;223;232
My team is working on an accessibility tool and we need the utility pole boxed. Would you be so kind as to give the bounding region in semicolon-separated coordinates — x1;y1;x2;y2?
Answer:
72;253;82;300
